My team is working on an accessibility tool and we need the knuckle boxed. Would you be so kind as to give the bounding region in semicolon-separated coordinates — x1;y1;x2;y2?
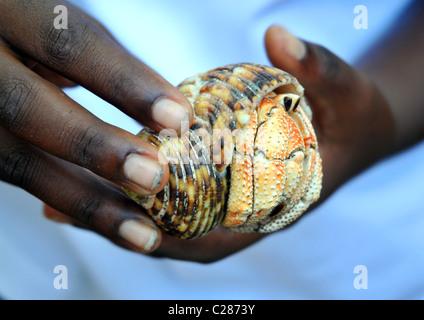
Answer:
0;143;38;188
71;193;103;227
68;126;105;169
100;64;140;103
0;76;38;130
102;66;129;99
43;19;94;69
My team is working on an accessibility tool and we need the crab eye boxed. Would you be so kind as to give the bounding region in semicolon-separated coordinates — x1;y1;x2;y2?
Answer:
283;97;292;111
281;94;300;112
293;97;300;111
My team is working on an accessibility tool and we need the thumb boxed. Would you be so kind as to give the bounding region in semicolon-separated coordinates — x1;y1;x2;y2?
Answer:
265;25;307;78
265;25;348;89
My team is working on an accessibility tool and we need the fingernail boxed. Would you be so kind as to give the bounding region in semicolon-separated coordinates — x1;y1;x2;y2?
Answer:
119;220;158;252
272;25;306;60
152;98;190;134
123;154;164;192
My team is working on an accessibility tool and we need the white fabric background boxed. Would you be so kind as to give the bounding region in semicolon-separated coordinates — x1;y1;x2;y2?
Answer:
0;0;422;299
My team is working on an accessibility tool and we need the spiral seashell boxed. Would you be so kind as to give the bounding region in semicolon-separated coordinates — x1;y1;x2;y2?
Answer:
124;63;322;239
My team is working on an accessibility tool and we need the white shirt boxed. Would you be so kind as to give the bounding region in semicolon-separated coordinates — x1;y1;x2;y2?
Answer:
0;0;420;299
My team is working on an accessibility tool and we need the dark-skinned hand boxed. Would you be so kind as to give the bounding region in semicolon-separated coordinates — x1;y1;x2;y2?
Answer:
0;0;195;254
44;23;395;262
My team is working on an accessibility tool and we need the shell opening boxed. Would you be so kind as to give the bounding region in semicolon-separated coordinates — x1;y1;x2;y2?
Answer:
273;84;299;96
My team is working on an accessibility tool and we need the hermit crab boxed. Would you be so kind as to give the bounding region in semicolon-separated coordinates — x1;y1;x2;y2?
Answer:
124;63;322;239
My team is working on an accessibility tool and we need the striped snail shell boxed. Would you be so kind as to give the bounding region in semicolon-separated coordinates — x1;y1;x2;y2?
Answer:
124;63;322;239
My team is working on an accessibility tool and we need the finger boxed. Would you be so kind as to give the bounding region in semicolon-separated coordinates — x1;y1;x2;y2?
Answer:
265;25;395;193
43;170;127;227
21;6;120;90
264;24;370;129
44;204;76;224
0;0;193;134
265;25;352;90
24;58;77;88
0;47;169;195
0;126;162;254
43;202;265;263
44;203;90;230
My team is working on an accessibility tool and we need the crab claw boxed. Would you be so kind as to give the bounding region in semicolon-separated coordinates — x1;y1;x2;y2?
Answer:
224;92;306;228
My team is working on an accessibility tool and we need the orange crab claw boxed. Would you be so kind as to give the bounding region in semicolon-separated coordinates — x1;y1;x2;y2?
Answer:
223;92;308;228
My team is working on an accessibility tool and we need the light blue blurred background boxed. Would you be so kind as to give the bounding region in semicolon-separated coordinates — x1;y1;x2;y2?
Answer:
1;0;422;299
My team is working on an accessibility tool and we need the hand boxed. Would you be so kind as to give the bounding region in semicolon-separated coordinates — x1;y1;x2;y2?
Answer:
265;25;395;202
0;0;194;254
44;204;266;263
43;25;396;263
153;25;396;262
